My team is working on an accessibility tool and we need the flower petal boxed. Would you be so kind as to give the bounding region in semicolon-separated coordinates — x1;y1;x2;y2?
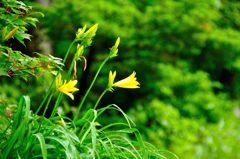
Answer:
57;79;79;100
113;71;140;89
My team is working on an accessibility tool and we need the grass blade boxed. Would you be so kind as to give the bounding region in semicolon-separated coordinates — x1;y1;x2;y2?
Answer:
34;133;47;159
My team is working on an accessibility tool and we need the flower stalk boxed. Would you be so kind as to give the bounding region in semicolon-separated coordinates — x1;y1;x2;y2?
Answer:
36;39;76;115
74;56;110;120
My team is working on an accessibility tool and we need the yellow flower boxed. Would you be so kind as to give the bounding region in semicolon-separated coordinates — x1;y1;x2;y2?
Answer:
56;75;79;100
108;71;140;89
108;71;116;87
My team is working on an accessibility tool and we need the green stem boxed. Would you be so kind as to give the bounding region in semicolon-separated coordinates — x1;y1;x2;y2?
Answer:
63;40;76;63
36;40;76;115
66;60;75;80
93;89;108;110
74;56;110;120
43;93;53;117
37;93;53;131
35;81;54;114
50;56;77;118
50;93;63;118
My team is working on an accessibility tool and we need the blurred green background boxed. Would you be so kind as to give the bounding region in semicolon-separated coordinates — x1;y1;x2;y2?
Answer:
2;0;240;158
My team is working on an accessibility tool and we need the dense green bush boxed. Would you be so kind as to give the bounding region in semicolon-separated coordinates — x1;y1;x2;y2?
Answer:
40;0;240;97
129;64;238;158
130;98;240;159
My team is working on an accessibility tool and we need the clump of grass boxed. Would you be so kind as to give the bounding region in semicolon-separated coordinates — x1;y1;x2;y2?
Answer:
0;97;177;159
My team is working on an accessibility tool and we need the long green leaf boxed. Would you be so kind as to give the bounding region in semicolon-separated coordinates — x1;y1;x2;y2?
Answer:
34;133;47;159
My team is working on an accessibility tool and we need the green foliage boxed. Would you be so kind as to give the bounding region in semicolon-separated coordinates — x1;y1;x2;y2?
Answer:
0;0;62;79
42;0;240;96
129;64;238;158
37;0;240;158
130;98;240;159
1;96;168;159
0;0;40;44
155;64;229;122
0;47;63;79
0;1;169;158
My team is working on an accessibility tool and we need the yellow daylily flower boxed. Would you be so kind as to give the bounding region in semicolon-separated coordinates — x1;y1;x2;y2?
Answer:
56;74;79;100
108;70;116;87
108;71;140;89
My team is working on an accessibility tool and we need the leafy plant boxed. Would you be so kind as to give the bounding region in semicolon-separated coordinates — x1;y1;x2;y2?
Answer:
0;0;62;79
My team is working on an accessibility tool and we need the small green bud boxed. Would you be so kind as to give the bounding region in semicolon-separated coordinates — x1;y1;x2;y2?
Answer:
114;37;120;48
76;25;87;39
75;24;98;47
85;23;98;35
74;44;84;60
4;26;19;41
109;37;120;58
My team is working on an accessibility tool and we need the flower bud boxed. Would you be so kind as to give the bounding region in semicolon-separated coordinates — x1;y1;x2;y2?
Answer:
109;37;120;58
4;26;19;41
